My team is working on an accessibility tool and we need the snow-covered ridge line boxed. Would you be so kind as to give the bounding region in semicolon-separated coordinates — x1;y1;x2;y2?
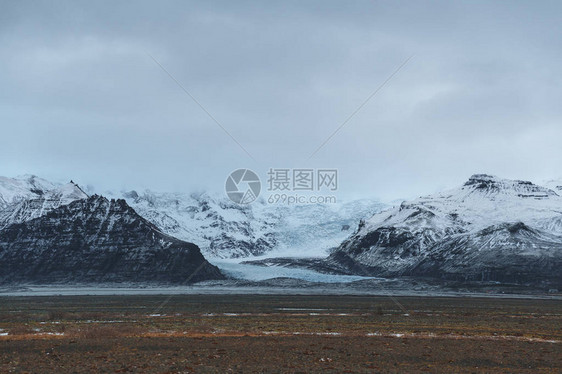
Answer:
0;176;89;229
359;174;562;236
0;175;58;208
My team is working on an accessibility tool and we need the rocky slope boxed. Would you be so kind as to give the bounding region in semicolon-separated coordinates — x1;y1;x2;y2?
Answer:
0;195;224;284
326;174;562;287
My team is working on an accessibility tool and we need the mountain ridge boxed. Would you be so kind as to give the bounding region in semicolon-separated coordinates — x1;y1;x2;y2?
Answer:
0;181;89;229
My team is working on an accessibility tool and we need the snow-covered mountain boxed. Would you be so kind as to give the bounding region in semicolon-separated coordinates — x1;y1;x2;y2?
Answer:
1;173;561;287
327;174;562;286
0;195;224;284
102;190;278;259
0;175;58;208
107;189;386;259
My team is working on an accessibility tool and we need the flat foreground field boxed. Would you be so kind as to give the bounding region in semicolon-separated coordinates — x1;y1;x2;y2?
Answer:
0;294;560;373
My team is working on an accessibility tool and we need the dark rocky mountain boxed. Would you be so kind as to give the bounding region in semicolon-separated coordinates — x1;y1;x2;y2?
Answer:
0;195;224;284
407;222;562;285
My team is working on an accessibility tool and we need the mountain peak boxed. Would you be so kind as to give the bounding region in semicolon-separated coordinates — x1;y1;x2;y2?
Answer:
464;174;503;188
462;174;556;198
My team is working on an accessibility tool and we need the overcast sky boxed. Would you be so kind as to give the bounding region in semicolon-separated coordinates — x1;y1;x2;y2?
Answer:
1;1;561;201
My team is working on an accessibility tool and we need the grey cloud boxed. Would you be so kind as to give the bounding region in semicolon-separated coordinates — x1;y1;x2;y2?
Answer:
1;1;561;201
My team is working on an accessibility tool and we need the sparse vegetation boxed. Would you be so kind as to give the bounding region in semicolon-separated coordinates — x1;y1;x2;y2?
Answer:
0;295;560;373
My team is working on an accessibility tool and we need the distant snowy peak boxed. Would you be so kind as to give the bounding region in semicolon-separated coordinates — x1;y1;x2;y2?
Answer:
44;181;89;204
463;174;557;198
0;180;89;229
542;178;562;194
0;175;57;208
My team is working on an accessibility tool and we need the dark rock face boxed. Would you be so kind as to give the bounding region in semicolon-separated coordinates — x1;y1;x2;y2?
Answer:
0;196;224;284
408;223;562;285
321;223;562;287
242;256;357;276
464;174;557;199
